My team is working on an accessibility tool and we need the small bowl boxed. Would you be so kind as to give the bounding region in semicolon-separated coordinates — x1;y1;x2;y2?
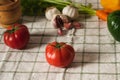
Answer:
0;0;21;28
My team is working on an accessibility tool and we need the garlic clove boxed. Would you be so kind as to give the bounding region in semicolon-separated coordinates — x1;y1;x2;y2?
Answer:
64;22;72;30
57;28;63;35
45;7;61;20
62;5;79;20
72;21;81;29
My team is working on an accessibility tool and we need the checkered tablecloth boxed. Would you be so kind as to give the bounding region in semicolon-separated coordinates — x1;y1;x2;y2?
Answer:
0;0;120;80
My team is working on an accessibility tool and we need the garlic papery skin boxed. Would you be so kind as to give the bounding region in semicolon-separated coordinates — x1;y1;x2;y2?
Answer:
45;7;61;20
62;5;79;19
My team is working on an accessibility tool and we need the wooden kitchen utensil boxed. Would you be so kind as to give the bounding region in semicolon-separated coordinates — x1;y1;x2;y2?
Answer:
0;0;21;28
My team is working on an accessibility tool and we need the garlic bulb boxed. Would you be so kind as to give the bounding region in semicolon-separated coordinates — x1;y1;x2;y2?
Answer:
45;7;61;20
62;5;79;19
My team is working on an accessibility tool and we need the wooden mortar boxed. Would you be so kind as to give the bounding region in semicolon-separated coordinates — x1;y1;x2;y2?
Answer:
0;0;21;28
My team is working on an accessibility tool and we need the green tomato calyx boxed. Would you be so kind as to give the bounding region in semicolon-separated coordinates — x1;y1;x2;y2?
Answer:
55;43;62;48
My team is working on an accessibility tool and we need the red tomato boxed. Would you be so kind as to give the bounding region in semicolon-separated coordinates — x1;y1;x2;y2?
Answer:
45;42;75;68
3;24;30;49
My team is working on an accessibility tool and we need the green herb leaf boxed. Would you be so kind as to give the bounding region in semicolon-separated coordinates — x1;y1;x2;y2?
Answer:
20;0;96;16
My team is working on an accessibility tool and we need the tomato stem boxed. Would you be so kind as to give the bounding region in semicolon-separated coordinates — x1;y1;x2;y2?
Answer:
7;26;19;34
11;28;16;33
55;43;62;48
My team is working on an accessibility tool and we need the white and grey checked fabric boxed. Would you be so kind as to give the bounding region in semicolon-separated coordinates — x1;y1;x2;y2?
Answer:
0;0;119;80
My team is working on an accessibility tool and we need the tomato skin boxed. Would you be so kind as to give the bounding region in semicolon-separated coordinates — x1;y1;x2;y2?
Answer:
45;42;75;68
4;24;30;49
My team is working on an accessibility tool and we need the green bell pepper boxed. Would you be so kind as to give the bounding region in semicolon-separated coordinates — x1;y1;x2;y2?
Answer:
107;10;120;42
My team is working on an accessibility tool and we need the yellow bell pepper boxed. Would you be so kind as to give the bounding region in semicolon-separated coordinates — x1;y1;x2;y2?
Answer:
101;0;120;13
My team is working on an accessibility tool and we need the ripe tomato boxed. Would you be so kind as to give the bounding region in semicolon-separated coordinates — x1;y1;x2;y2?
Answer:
3;24;30;49
45;42;75;68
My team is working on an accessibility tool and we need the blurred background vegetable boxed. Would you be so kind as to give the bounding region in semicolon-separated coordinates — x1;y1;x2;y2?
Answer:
96;0;120;21
101;0;120;13
20;0;96;16
96;10;108;21
107;10;120;42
